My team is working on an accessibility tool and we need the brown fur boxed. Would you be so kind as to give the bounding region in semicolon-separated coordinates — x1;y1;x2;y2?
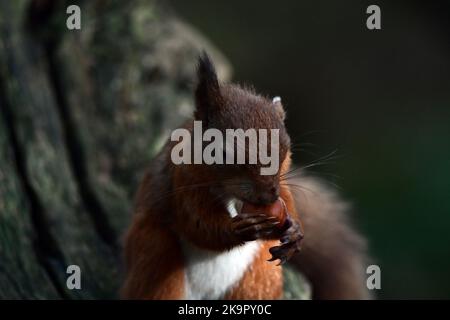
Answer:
121;53;370;300
225;240;283;299
121;211;185;299
121;169;185;299
121;154;294;299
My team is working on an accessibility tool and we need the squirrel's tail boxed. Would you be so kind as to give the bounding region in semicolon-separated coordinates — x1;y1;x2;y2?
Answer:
287;175;372;299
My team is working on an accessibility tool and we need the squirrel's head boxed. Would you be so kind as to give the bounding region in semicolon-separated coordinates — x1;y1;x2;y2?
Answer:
193;52;291;207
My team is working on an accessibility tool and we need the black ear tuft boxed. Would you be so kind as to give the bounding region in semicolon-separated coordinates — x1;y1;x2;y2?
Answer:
197;51;219;89
195;51;222;124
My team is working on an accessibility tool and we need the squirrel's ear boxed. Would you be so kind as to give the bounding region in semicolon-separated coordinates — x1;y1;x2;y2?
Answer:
272;96;286;121
195;52;222;124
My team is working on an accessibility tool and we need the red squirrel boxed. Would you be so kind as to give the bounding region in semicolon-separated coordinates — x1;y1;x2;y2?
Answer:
121;53;370;299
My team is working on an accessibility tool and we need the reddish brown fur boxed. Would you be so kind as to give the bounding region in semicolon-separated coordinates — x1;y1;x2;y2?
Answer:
121;213;185;299
121;173;185;299
225;240;283;299
122;54;370;300
122;154;294;299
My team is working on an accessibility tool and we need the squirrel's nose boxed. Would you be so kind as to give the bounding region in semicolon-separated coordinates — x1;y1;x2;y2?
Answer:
257;185;280;205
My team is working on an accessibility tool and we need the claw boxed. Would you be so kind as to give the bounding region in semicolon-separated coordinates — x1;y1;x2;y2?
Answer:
266;215;304;264
276;257;288;266
235;223;277;235
234;219;279;233
232;214;277;226
231;212;282;242
232;213;267;221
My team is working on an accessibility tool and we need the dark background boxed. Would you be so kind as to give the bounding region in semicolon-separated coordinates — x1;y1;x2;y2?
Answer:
169;0;450;298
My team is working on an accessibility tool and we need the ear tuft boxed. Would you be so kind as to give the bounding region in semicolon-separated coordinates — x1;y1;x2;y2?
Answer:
195;51;222;124
197;51;219;89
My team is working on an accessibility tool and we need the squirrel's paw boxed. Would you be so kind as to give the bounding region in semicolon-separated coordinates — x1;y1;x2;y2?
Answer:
268;215;304;265
231;213;280;242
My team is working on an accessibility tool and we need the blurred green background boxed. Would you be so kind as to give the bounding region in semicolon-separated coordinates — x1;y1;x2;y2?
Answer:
169;0;450;298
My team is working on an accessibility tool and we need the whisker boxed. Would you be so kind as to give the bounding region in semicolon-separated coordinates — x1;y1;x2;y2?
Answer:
290;142;319;149
289;147;320;157
280;183;319;197
281;149;340;179
281;169;341;181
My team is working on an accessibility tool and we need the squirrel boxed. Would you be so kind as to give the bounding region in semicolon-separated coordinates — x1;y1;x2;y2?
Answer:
121;53;370;300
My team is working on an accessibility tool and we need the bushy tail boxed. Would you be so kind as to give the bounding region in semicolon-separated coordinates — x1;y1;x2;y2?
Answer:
288;176;371;299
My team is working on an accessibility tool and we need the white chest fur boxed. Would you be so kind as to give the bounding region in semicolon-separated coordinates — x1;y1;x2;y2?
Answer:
181;241;261;300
